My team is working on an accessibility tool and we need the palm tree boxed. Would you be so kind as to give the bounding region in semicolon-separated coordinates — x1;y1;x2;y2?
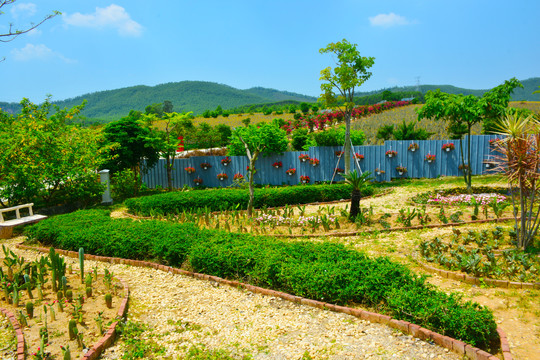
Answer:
493;113;540;250
343;170;373;220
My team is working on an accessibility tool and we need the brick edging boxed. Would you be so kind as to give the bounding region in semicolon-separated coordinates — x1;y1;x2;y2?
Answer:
273;216;516;238
17;243;509;360
415;254;540;290
0;308;25;360
14;244;130;360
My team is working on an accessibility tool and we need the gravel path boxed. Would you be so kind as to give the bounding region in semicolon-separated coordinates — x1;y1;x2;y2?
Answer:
5;238;462;360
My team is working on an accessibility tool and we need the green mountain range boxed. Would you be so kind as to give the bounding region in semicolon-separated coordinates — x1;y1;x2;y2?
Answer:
1;78;538;122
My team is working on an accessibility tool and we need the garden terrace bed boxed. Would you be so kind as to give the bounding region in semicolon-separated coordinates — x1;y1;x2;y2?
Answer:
124;183;372;216
411;186;509;206
26;209;499;350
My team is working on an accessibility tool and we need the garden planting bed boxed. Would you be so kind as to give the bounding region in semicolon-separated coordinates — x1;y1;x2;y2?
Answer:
0;244;129;360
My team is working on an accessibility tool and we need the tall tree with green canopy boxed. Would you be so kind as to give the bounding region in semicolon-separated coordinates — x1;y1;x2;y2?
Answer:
478;78;523;133
0;98;107;207
102;113;161;185
228;123;288;216
417;90;480;192
319;39;375;173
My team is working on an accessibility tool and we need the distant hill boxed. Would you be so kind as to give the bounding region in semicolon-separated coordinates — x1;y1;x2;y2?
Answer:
1;78;538;122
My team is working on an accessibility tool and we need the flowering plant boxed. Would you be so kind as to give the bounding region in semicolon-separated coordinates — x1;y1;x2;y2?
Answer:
458;164;469;171
335;151;344;157
272;161;282;168
200;162;212;169
375;168;385;175
354;153;364;160
194;178;203;185
298;154;310;162
408;143;419;151
233;173;244;180
442;143;455;151
396;166;407;174
286;168;296;175
221;157;231;165
386;150;397;158
217;173;228;180
184;166;195;173
425;154;436;162
489;138;500;146
335;167;344;173
300;175;310;183
309;157;320;166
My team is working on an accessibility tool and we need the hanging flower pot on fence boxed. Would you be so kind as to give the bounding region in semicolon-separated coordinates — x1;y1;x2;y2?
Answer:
396;166;407;175
193;178;203;186
298;154;310;162
200;162;212;170
184;167;195;174
442;143;455;152
286;168;296;176
425;154;436;163
272;161;282;169
221;157;231;166
386;150;397;158
300;175;310;184
309;157;320;166
217;173;228;181
354;153;364;160
408;143;419;152
335;151;344;158
233;173;244;180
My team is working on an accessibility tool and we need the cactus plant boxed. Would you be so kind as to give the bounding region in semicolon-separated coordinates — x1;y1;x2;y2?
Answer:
79;248;84;284
86;286;92;298
62;275;67;296
18;310;28;327
105;293;112;308
61;345;71;360
25;301;34;319
23;274;33;299
68;319;77;340
66;289;73;302
57;290;64;302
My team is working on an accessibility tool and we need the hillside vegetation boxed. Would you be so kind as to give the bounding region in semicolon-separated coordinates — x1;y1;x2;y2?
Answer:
1;78;538;123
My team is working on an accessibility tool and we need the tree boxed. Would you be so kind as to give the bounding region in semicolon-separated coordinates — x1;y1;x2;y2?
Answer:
376;124;395;141
343;170;372;220
319;39;375;173
228;123;288;216
493;113;540;250
0;98;107;208
478;78;523;133
162;100;174;114
102;114;161;191
1;1;60;60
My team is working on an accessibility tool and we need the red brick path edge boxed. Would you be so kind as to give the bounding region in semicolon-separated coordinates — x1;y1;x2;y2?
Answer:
415;254;540;291
0;308;25;360
273;217;516;238
16;244;511;360
14;244;130;360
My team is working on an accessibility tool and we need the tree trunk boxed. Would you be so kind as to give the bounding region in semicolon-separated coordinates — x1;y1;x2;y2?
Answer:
247;158;256;217
344;112;351;174
467;129;472;192
166;156;173;191
349;189;360;220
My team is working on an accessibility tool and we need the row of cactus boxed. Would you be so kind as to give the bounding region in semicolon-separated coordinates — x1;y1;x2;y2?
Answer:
0;246;117;359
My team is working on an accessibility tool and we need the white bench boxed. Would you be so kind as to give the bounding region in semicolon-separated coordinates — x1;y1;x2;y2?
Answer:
0;203;47;239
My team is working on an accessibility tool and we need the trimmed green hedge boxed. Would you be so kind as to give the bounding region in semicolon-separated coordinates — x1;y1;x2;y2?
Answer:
125;184;372;216
25;210;497;349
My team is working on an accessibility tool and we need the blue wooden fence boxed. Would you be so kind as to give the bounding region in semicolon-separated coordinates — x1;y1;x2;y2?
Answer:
142;135;501;188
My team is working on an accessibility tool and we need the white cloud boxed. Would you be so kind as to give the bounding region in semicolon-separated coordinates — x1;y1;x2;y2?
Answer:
11;43;75;63
63;4;143;37
369;13;411;28
10;3;37;18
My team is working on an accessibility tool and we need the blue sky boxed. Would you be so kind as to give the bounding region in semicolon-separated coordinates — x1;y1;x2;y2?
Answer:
1;0;539;104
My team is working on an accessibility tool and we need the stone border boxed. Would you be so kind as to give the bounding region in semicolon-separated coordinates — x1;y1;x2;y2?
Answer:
16;244;511;360
415;254;540;291
14;244;130;360
0;308;25;360
273;216;516;238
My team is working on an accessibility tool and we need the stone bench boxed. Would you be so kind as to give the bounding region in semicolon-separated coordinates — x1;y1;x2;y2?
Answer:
0;203;47;239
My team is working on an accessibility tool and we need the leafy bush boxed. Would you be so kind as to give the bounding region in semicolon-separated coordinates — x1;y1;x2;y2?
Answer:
26;210;498;349
124;184;371;216
311;126;366;146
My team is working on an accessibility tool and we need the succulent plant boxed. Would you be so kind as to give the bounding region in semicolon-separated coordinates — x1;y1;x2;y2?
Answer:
79;248;85;284
66;289;73;302
68;319;77;340
25;301;34;319
105;293;112;308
